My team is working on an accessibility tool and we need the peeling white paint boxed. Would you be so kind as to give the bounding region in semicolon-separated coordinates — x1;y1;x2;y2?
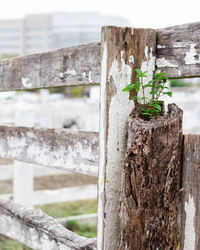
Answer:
59;72;64;78
0;129;98;177
140;46;156;102
82;72;86;78
131;28;134;35
21;78;32;88
129;55;134;64
157;45;166;49
104;50;133;250
185;43;200;65
184;195;195;250
88;70;92;83
0;198;95;250
66;68;76;76
156;58;178;68
178;70;182;76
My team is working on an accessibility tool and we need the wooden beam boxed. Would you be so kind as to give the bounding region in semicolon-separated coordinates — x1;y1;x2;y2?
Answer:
98;26;156;250
0;126;99;176
1;184;97;206
0;198;96;250
0;42;101;91
156;22;200;78
181;135;200;250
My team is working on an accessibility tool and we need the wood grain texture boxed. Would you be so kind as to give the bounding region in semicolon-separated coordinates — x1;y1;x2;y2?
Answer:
0;126;99;176
119;104;183;249
181;135;200;250
0;42;101;91
98;26;156;250
156;22;200;78
0;198;96;250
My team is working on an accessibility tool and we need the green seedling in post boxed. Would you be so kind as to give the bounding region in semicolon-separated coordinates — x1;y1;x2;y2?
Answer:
122;69;172;118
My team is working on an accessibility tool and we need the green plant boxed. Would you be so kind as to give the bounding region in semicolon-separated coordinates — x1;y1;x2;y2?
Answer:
122;69;172;118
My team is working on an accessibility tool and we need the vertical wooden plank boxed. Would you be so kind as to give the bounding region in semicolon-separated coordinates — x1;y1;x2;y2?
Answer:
181;135;200;250
97;26;156;250
13;103;34;206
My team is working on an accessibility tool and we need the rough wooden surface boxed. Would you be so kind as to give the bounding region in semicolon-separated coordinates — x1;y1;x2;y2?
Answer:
0;42;101;91
181;135;200;250
119;104;183;249
0;198;96;250
0;21;200;92
98;26;156;250
156;22;200;78
0;126;98;176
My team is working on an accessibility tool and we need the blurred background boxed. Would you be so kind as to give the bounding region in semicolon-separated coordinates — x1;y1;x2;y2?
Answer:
0;0;200;248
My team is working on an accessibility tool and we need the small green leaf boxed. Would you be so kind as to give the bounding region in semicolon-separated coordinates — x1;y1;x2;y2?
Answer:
122;84;136;91
135;69;142;74
166;92;172;97
150;90;157;95
153;103;162;111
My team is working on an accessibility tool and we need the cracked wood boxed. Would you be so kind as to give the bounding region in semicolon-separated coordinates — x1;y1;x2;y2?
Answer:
119;104;183;249
0;42;101;91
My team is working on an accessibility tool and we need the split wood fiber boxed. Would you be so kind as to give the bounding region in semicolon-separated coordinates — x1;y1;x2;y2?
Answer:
119;104;183;249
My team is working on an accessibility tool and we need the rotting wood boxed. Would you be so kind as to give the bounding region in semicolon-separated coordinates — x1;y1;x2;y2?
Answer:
0;126;98;176
98;26;156;250
0;198;96;250
181;135;200;250
119;104;183;249
0;42;101;91
156;22;200;78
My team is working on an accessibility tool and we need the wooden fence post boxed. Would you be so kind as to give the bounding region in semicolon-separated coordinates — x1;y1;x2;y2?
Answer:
181;135;200;250
97;26;156;250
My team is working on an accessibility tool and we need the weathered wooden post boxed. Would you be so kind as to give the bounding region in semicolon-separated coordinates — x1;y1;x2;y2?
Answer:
119;104;183;249
98;26;157;250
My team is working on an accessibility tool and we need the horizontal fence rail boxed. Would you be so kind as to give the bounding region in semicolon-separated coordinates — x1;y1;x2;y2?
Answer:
0;198;96;250
0;42;101;91
156;22;200;78
0;126;99;176
1;184;97;206
1;22;200;92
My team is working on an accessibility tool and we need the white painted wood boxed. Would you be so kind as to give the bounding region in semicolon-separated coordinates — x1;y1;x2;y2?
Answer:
13;102;34;206
0;164;69;181
1;184;97;206
0;42;101;91
0;198;96;250
97;27;156;250
0;127;99;176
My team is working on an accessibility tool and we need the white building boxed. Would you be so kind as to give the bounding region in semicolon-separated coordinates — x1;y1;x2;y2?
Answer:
0;13;130;56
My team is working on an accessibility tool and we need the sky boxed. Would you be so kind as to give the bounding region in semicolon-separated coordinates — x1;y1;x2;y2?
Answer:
1;0;200;28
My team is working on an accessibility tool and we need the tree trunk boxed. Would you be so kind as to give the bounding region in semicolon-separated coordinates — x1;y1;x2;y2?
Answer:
119;104;183;250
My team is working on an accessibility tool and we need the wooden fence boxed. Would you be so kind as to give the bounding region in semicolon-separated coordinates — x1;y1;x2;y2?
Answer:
0;21;200;249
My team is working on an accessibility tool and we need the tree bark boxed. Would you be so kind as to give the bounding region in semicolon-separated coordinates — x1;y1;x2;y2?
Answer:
119;104;183;250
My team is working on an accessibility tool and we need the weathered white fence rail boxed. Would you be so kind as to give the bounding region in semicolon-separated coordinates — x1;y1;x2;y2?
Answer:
0;198;96;250
0;42;101;90
1;184;97;206
0;126;98;176
0;21;200;249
